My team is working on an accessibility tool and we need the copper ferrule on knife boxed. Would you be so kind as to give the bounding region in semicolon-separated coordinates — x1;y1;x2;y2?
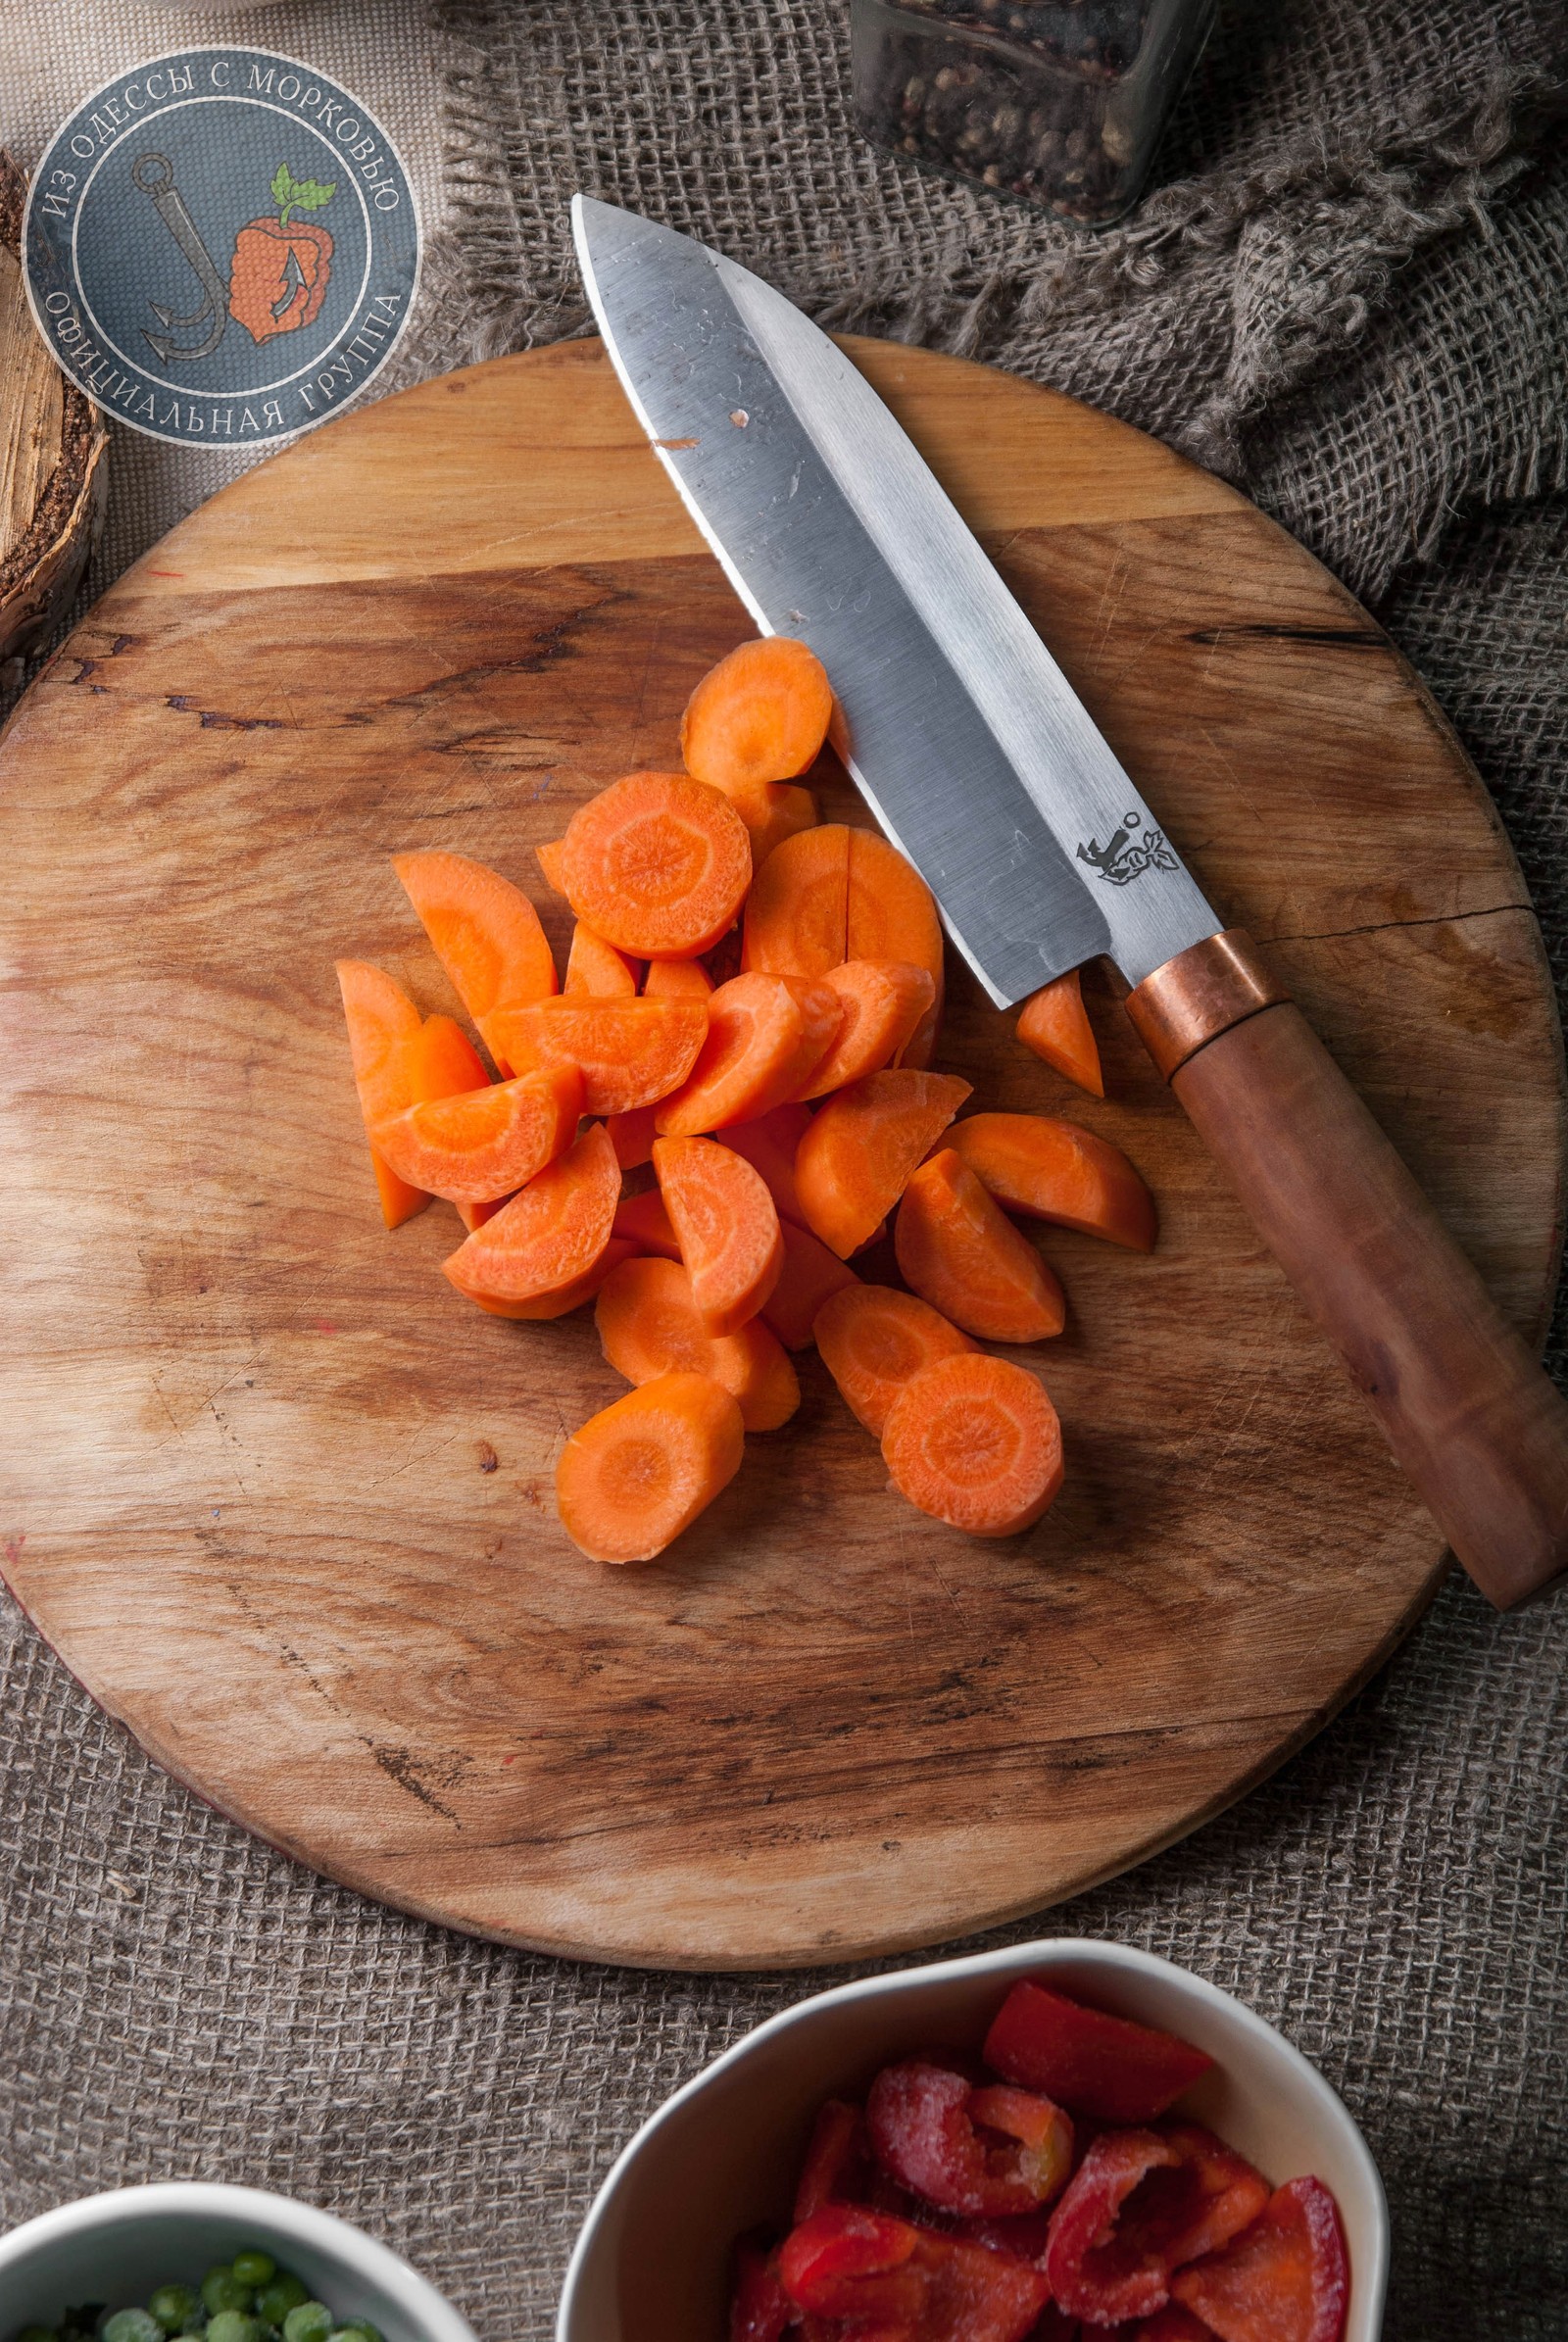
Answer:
1125;930;1292;1080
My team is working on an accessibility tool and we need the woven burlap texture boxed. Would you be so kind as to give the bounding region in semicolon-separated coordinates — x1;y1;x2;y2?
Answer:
3;3;1567;2339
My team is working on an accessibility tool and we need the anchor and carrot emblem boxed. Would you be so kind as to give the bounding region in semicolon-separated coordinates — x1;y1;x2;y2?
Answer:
131;154;336;363
1076;812;1178;887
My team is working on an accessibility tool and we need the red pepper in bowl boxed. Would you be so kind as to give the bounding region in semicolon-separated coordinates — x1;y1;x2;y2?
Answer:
1171;2176;1348;2342
985;1982;1215;2124
867;2058;1074;2218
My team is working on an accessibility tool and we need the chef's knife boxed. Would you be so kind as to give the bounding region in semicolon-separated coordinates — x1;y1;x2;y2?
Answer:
571;194;1568;1612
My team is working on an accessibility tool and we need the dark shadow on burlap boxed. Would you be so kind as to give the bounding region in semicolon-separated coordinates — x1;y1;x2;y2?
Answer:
2;5;1566;2338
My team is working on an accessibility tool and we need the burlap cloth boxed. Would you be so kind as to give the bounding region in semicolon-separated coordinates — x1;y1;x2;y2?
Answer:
3;3;1566;2336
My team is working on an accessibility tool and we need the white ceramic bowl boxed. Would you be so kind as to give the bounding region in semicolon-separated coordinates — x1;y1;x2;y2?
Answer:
0;2184;477;2342
559;1938;1389;2342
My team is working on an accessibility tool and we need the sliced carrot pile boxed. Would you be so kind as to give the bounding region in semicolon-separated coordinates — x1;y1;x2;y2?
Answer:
655;972;839;1136
557;1372;746;1564
846;828;945;1068
597;1255;800;1431
681;637;834;792
743;823;850;978
947;1112;1156;1252
813;1283;976;1437
718;1101;812;1227
795;1068;971;1258
489;997;709;1118
565;921;641;998
612;1187;683;1260
607;1103;660;1169
344;639;1171;1562
881;1352;1063;1537
443;1122;619;1308
796;960;935;1098
559;770;752;958
394;850;558;1067
374;1063;582;1204
471;1235;639;1320
1016;967;1103;1098
654;1136;783;1335
643;955;713;1000
895;1147;1065;1342
760;1219;862;1350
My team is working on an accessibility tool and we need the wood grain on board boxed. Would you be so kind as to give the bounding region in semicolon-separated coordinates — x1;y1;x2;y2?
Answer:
0;338;1560;1968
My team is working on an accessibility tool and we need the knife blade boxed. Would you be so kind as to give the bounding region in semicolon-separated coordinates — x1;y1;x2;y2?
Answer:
571;195;1568;1614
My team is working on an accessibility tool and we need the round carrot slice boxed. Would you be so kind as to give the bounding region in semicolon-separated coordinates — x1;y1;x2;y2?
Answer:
654;1135;784;1335
882;1353;1063;1537
946;1112;1156;1252
374;1063;582;1203
443;1122;619;1306
596;1255;800;1431
560;771;752;957
743;822;850;978
680;636;834;791
488;997;709;1117
796;960;936;1099
795;1068;972;1258
814;1284;976;1437
1016;968;1103;1098
556;1372;746;1563
656;972;840;1136
896;1148;1065;1342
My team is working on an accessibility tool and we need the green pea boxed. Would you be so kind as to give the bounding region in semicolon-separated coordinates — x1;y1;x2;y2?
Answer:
204;2316;260;2342
281;2308;332;2342
202;2272;254;2317
149;2289;201;2335
230;2255;275;2290
255;2278;308;2324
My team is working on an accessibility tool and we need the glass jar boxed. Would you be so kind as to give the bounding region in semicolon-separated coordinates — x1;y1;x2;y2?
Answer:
850;0;1215;225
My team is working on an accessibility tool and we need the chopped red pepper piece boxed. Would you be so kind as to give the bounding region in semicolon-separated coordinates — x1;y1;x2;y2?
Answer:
961;2209;1055;2263
730;2234;797;2342
868;2057;1075;2217
1119;2124;1271;2271
1171;2177;1348;2342
779;2206;1051;2342
1045;2128;1183;2323
985;1983;1214;2124
796;2099;875;2221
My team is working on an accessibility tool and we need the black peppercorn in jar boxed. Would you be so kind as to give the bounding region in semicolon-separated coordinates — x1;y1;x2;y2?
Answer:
850;0;1215;223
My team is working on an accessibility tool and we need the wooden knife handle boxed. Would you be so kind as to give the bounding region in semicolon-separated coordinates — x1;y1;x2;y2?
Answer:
1127;933;1568;1611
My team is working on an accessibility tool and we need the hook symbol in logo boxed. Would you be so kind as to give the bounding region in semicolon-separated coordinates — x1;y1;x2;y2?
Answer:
132;150;229;363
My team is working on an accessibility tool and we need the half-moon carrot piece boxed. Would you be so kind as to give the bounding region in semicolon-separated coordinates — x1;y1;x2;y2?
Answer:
742;822;850;978
759;1218;862;1349
443;1121;619;1306
596;1255;801;1432
607;1103;660;1169
535;837;568;895
654;1135;784;1336
795;1068;972;1258
338;965;489;1228
1016;968;1103;1098
393;852;558;1057
559;771;752;958
372;1063;582;1204
895;1147;1065;1342
565;921;641;998
643;954;713;1000
654;973;840;1136
488;998;709;1117
795;960;936;1099
680;636;835;791
813;1283;977;1437
371;1150;430;1230
717;1101;812;1226
882;1352;1064;1537
846;828;945;1068
947;1112;1156;1252
557;1371;746;1564
469;1235;638;1320
612;1187;683;1260
724;780;819;873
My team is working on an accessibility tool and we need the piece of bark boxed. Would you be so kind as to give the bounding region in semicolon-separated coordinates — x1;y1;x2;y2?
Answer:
0;149;108;685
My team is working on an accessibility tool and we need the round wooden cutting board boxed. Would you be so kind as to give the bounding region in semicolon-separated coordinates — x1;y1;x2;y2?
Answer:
0;341;1561;1970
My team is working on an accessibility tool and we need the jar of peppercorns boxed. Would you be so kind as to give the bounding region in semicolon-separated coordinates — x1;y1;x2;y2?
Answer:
850;0;1215;224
